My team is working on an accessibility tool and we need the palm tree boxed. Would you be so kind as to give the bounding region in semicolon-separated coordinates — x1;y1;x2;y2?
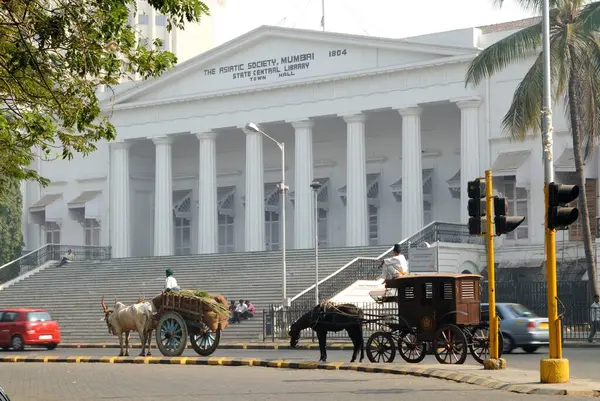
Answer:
465;0;600;297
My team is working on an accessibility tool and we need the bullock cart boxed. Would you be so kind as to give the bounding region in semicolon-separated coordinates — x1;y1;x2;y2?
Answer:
151;292;229;357
366;273;503;365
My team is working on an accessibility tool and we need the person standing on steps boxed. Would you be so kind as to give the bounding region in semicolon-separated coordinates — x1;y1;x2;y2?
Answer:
164;268;180;292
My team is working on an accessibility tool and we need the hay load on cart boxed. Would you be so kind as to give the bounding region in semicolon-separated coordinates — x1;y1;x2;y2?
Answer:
151;290;230;357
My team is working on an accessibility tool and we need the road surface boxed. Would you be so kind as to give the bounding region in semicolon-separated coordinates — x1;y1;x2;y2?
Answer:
5;346;600;381
0;363;584;401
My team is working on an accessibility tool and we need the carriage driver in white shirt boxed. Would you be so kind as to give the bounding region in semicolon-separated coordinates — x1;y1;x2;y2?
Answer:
380;243;409;281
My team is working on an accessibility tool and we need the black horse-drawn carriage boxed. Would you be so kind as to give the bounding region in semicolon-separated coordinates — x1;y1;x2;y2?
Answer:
365;273;503;365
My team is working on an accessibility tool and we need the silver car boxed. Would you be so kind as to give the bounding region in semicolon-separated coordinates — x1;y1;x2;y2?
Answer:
481;303;549;354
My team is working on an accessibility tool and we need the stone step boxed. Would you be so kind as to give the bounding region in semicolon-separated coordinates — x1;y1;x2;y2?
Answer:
0;245;387;343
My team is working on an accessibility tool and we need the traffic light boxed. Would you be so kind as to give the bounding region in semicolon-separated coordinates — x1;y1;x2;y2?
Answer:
467;179;486;235
548;182;579;230
494;196;525;235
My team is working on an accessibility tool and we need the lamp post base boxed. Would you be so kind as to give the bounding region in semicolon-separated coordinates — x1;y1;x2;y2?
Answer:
483;358;506;370
540;358;569;383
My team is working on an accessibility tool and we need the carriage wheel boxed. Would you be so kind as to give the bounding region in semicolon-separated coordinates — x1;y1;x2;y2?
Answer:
156;312;188;357
366;331;396;363
433;324;468;365
190;328;221;357
468;325;504;365
397;331;427;363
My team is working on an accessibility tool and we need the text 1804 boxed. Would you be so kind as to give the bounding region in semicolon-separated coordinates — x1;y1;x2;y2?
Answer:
329;49;347;57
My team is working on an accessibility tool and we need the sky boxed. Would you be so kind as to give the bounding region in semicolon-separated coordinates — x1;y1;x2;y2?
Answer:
211;0;536;45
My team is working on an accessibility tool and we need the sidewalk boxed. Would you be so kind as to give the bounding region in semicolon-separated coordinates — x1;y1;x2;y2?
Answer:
58;340;600;350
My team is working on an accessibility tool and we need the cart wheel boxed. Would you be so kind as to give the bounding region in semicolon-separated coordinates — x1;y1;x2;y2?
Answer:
190;328;221;357
433;324;468;364
468;325;503;365
366;331;396;363
398;331;427;363
156;312;188;357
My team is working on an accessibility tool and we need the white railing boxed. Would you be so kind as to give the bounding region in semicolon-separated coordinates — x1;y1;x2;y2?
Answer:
287;221;439;306
0;243;112;285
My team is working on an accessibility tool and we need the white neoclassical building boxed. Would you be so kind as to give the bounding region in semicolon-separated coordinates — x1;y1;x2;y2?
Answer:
21;17;600;258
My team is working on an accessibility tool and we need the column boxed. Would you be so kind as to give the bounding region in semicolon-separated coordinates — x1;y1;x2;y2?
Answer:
292;119;315;249
110;141;131;258
153;136;174;256
197;132;218;254
244;128;265;252
343;114;369;247
456;98;482;224
399;106;424;239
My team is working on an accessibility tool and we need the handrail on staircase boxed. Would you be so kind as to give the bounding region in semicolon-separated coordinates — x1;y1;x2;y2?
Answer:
0;244;50;272
0;243;112;286
287;220;441;305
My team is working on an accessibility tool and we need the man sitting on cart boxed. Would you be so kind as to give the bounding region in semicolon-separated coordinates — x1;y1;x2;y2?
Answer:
164;269;181;292
380;243;408;281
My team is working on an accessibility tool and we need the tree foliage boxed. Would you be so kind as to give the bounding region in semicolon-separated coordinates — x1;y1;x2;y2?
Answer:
0;0;210;190
465;0;600;297
0;178;23;267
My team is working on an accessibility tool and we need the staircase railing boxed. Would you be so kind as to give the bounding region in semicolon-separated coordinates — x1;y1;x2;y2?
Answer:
0;244;112;286
288;221;482;308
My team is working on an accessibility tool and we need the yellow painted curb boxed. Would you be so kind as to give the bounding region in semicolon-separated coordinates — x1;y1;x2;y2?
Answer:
0;356;594;396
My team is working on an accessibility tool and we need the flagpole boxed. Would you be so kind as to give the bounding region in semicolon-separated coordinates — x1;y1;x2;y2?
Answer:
321;0;325;31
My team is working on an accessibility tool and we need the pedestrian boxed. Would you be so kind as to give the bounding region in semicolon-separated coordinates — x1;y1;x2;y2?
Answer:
588;294;600;343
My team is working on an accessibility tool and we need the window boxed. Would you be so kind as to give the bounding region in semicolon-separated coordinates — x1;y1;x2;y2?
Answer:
265;211;280;251
368;204;379;245
45;222;60;244
173;190;192;255
424;202;433;225
0;312;18;322
507;304;538;318
156;15;166;26
138;14;148;24
174;217;191;255
85;219;101;246
318;208;328;246
218;214;235;253
499;176;528;240
27;312;52;322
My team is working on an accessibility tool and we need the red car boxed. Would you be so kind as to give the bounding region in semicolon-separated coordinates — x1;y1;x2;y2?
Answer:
0;309;61;351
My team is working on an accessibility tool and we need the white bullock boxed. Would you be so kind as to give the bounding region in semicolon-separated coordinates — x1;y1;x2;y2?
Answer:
101;296;155;357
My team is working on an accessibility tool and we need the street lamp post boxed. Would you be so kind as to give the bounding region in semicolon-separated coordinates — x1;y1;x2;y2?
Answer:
310;181;322;304
245;122;288;307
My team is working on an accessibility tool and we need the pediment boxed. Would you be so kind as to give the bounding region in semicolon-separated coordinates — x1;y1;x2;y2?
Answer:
106;25;475;107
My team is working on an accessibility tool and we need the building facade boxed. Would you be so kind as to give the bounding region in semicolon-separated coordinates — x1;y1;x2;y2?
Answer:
21;18;600;258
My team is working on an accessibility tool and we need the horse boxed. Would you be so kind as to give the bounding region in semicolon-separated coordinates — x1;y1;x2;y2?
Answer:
288;302;364;363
